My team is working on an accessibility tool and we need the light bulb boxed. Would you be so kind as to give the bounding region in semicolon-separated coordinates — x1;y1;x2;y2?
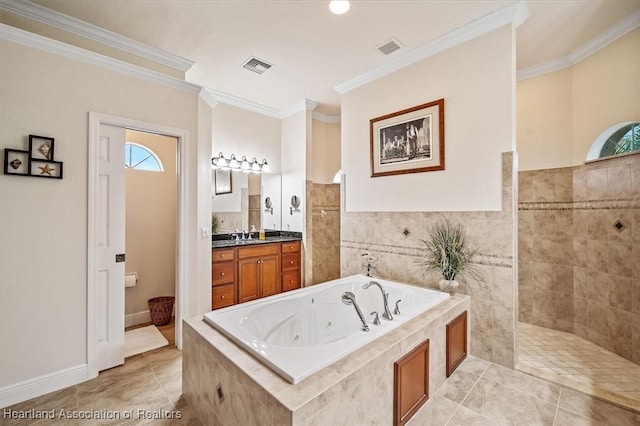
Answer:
260;159;270;173
240;155;251;171
228;154;239;169
329;0;350;15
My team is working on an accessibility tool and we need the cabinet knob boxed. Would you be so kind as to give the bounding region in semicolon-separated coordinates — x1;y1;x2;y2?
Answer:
221;295;225;299
220;254;225;258
290;261;294;264
220;272;225;276
289;246;293;249
290;280;294;284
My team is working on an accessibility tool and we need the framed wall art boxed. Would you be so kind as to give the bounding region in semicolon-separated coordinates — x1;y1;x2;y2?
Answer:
370;98;445;177
30;160;63;179
214;168;232;195
29;135;55;161
3;149;30;176
3;134;64;179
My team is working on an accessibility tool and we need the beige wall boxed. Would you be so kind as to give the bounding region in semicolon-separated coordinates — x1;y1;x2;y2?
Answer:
124;131;177;317
517;28;640;171
340;25;518;367
311;119;341;184
342;26;515;212
0;39;208;389
517;69;573;171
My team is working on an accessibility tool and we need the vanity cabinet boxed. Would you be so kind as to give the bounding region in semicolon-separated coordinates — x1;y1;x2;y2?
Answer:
446;311;468;377
237;244;281;303
281;241;301;292
211;240;301;310
211;249;236;309
394;339;430;426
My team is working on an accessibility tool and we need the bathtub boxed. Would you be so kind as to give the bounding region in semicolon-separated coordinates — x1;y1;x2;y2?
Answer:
203;274;449;384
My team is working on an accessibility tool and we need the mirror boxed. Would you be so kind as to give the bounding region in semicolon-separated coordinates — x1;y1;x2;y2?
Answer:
211;172;282;233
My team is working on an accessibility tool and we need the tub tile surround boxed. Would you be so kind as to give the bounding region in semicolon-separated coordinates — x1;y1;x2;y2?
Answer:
518;153;640;364
182;295;470;425
341;152;518;368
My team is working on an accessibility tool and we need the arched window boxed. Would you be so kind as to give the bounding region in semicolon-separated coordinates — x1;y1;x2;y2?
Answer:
125;142;164;171
586;122;640;161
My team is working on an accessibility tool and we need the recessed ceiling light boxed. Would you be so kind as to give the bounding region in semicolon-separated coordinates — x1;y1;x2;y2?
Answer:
329;0;350;15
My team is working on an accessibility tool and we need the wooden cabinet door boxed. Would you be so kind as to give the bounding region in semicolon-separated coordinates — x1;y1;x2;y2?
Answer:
446;311;467;377
260;255;281;297
394;339;429;426
238;258;260;303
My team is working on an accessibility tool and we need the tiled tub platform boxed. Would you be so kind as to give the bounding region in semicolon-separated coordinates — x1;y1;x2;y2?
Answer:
183;295;469;425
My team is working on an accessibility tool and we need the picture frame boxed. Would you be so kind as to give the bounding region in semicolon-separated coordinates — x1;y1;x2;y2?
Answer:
30;160;63;179
370;98;445;177
214;169;232;194
3;149;30;176
29;135;55;161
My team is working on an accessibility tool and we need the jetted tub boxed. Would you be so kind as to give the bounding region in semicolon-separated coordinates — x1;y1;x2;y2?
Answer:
203;274;449;384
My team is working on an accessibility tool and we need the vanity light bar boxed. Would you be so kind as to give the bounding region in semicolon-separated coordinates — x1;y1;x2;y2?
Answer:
212;152;270;173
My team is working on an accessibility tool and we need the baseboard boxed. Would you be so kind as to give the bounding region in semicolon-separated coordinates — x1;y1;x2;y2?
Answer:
125;308;176;328
0;364;87;408
125;310;151;328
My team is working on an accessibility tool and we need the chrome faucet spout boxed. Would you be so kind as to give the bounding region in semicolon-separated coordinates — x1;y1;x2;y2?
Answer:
362;281;393;321
341;291;369;332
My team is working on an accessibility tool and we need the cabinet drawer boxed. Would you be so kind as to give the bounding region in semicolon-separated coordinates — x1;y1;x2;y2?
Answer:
212;249;234;262
238;243;279;259
282;253;300;269
212;284;235;309
282;270;300;292
212;261;235;285
281;241;300;253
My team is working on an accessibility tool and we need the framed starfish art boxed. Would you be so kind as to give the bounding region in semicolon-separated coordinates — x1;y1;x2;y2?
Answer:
3;134;64;179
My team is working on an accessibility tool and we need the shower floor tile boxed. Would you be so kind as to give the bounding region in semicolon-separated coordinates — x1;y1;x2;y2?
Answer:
517;322;640;412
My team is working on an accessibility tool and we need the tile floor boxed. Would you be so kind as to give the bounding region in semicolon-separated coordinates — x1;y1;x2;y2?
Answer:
3;346;639;425
518;322;640;412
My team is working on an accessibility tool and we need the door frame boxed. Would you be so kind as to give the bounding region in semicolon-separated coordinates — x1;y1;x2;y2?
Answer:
87;112;188;379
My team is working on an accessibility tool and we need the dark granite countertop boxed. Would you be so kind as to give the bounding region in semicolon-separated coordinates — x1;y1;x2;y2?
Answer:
211;230;302;249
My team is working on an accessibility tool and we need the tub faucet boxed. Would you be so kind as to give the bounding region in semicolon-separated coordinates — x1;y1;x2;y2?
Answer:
363;281;393;321
341;291;369;332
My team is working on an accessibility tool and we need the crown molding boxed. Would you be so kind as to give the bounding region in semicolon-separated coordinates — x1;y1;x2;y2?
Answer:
0;24;200;93
516;57;573;81
202;87;281;119
335;2;529;94
570;8;640;64
0;0;194;72
280;99;319;118
517;9;640;81
312;111;341;123
198;87;218;109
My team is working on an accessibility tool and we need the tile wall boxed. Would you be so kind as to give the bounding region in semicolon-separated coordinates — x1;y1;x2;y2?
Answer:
311;183;341;284
341;152;518;368
518;153;640;364
248;194;261;230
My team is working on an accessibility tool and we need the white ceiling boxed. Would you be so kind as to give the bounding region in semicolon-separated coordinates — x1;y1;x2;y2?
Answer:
30;0;640;115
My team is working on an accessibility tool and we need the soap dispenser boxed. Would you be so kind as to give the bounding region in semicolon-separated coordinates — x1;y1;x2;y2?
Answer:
259;227;266;240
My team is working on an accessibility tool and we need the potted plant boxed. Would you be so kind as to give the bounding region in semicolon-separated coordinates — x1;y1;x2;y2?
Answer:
417;219;484;294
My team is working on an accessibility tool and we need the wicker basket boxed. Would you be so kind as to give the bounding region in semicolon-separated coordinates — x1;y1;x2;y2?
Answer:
148;296;175;326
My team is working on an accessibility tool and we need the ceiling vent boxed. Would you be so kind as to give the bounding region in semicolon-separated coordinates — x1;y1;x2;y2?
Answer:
242;56;273;75
375;38;403;56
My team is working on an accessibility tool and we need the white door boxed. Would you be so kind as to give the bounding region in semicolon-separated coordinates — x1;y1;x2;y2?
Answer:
94;123;126;371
